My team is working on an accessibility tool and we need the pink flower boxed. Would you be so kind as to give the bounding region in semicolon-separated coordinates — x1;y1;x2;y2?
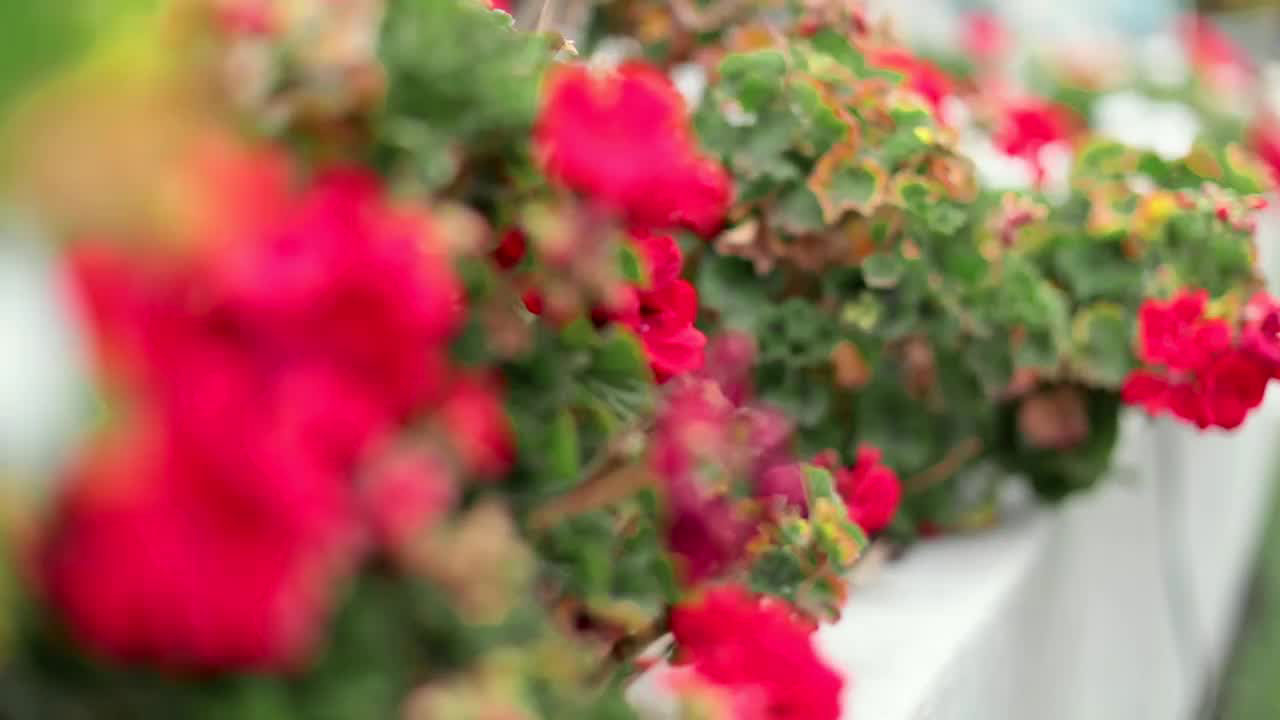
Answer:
535;63;732;236
1249;115;1280;187
653;381;752;583
671;586;843;720
868;47;953;122
699;331;757;407
361;445;456;549
1179;15;1254;93
660;666;769;720
962;12;1008;63
612;233;706;382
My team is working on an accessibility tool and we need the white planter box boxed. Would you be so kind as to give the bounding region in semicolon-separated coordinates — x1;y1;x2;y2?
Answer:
823;398;1280;720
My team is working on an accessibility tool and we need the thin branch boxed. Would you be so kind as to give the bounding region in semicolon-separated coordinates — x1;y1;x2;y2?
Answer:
905;436;984;493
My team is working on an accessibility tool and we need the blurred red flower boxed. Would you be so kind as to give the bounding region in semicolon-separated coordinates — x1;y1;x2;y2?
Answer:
1179;15;1254;94
993;98;1075;186
1243;291;1280;372
868;47;953;122
671;585;842;720
1249;115;1280;187
962;12;1008;64
535;63;732;236
653;381;752;583
43;153;470;670
436;375;513;477
362;445;457;550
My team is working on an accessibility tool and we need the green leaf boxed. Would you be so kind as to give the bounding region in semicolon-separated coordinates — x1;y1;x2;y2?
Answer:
809;148;886;222
717;50;788;112
547;409;581;483
697;254;782;329
807;29;869;75
861;252;905;289
774;185;826;234
1069;303;1135;387
378;0;552;184
618;244;645;285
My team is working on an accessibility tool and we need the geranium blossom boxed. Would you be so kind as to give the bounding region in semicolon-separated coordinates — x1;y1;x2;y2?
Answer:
868;47;953;122
42;151;478;670
535;63;732;236
612;233;706;381
993;98;1075;186
670;585;843;720
1243;291;1280;372
814;446;901;534
1122;290;1272;430
652;380;752;583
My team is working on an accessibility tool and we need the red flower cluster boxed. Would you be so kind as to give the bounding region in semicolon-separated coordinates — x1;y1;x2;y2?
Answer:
670;585;843;720
814;446;901;534
868;47;953;122
42;148;509;670
1122;290;1273;430
993;98;1075;186
1243;291;1280;368
612;233;706;381
535;63;732;237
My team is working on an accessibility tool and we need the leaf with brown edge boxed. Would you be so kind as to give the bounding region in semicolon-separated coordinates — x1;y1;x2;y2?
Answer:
808;137;886;223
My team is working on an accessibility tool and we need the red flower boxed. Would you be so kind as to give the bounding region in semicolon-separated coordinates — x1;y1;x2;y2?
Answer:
535;63;732;236
1138;290;1231;371
42;420;358;670
612;233;706;382
1197;350;1271;429
993;98;1075;185
815;446;901;534
1121;370;1173;415
671;586;843;720
1243;291;1280;372
44;152;468;670
487;0;513;12
868;47;953;122
1124;290;1272;430
492;228;527;269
